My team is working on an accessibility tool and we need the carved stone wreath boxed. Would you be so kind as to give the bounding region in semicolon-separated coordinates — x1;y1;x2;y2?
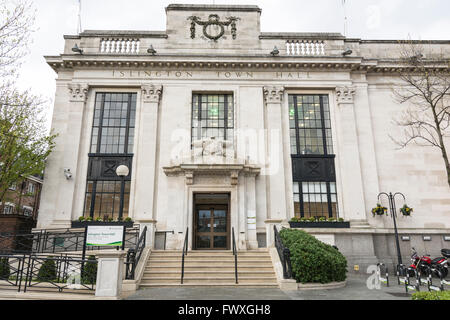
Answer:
188;14;239;41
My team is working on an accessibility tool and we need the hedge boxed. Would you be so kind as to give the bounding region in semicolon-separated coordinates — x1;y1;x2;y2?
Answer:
81;255;98;285
0;258;10;280
37;259;57;282
412;291;450;300
280;228;347;284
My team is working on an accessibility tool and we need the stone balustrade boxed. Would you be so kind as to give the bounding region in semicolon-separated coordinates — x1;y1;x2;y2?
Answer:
285;40;326;56
100;38;141;54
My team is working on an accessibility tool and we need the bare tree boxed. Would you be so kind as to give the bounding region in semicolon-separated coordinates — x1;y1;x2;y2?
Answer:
391;41;450;188
0;0;35;78
0;0;56;208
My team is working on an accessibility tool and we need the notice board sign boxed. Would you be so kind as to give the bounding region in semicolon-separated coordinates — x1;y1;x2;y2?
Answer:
85;225;125;247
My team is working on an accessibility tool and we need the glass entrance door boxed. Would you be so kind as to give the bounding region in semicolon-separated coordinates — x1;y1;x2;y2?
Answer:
194;205;229;250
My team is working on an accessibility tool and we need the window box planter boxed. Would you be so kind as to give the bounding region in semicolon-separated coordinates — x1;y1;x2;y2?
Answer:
71;221;134;229
288;221;350;229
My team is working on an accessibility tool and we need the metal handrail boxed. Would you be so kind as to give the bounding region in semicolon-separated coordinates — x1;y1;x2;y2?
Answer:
232;227;238;284
125;226;147;280
274;225;293;279
181;227;188;284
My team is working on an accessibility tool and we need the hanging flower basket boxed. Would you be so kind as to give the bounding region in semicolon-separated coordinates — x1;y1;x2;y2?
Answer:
400;205;413;216
372;204;388;217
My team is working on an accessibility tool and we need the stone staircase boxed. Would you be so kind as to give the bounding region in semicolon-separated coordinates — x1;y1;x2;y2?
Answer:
140;250;279;288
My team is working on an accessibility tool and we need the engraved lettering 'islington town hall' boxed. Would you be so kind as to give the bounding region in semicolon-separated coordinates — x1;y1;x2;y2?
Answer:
188;14;239;41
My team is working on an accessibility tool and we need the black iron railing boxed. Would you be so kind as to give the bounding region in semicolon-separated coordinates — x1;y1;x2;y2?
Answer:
0;253;97;293
181;228;188;284
274;225;293;279
232;227;238;284
125;226;147;280
0;227;140;255
0;254;27;292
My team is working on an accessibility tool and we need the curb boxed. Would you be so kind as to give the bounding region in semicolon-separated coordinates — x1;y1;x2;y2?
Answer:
297;280;347;291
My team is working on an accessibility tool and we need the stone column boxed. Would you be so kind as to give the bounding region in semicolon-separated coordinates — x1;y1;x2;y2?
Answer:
53;83;89;227
335;86;368;225
134;85;163;246
263;86;288;222
95;251;126;299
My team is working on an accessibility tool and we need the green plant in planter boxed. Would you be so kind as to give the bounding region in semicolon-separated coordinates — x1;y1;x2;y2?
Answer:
81;255;98;285
124;217;133;222
338;218;344;222
328;218;336;222
0;258;10;280
37;259;57;282
280;229;347;284
78;216;85;222
318;217;326;222
308;217;316;222
95;217;103;222
290;217;300;223
86;217;93;222
372;204;388;217
300;218;309;222
117;216;123;222
400;205;413;216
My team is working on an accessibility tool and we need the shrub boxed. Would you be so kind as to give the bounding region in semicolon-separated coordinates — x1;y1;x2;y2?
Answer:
412;291;450;300
37;259;57;282
280;229;347;284
81;255;98;285
0;258;10;280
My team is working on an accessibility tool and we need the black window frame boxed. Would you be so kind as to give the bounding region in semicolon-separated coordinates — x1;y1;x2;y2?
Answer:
84;92;137;220
289;94;339;219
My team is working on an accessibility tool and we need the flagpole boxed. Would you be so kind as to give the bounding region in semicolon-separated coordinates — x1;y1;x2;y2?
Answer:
342;0;348;37
77;0;82;34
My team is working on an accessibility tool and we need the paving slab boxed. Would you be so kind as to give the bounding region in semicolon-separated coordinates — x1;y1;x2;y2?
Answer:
126;275;413;300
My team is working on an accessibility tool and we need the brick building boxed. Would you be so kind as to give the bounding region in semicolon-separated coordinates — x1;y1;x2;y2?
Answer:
0;175;43;252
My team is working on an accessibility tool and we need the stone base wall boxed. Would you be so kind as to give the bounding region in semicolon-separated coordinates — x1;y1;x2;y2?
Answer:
302;228;450;276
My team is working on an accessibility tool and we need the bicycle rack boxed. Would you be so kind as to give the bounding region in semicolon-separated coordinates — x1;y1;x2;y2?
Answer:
377;263;389;287
397;264;419;293
405;271;420;293
427;274;444;292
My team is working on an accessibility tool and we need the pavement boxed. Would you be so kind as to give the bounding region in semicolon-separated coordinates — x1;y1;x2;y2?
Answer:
126;274;413;300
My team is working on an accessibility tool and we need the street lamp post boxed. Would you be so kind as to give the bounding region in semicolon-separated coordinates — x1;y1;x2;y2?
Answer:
115;165;129;220
378;192;406;274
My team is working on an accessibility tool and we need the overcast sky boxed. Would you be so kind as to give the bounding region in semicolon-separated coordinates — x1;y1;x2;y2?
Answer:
15;0;450;127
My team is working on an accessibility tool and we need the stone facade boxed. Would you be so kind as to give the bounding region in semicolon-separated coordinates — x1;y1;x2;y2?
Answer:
38;4;450;269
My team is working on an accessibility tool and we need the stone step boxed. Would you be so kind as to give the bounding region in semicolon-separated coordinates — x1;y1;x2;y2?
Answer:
145;262;273;271
147;259;272;266
144;270;276;276
151;250;269;256
139;283;279;288
142;276;276;282
148;256;272;262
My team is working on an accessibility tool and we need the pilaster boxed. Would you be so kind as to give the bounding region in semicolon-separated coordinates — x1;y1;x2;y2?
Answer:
134;85;163;223
335;86;368;226
53;83;89;227
263;86;288;221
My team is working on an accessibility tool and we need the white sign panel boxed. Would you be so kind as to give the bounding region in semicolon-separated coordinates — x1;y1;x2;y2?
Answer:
86;225;124;247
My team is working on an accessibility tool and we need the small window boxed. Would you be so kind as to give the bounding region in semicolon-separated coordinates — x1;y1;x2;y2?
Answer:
3;205;15;215
23;207;33;217
27;183;35;195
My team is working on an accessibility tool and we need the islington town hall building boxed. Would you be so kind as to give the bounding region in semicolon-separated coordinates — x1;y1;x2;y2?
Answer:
38;4;450;275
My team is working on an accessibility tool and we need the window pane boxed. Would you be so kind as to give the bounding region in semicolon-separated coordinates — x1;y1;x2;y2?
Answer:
192;94;234;144
90;93;136;155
